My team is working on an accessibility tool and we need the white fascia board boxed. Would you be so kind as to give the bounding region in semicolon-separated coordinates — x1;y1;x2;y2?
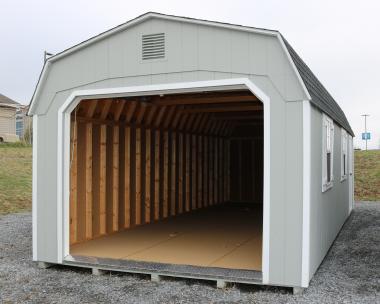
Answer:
28;61;51;116
301;100;311;287
277;34;311;101
32;115;38;261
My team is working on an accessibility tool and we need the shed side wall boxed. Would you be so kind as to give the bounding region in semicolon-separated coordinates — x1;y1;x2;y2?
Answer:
309;105;350;280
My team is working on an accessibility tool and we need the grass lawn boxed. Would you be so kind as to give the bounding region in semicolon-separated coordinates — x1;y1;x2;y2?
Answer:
355;149;380;201
0;144;32;214
0;145;379;215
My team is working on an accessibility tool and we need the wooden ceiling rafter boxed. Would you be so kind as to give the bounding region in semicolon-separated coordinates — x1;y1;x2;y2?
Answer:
191;113;203;134
197;113;209;133
185;114;196;132
113;100;125;121
99;99;113;120
73;91;264;137
135;103;148;124
171;106;184;130
204;117;214;134
153;106;167;128
162;105;177;129
215;120;225;136
85;100;98;118
125;100;138;122
219;121;229;136
145;105;158;126
177;112;189;131
208;121;218;135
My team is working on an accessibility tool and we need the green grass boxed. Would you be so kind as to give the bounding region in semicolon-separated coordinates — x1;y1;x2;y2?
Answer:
0;144;32;214
355;150;380;201
0;145;378;215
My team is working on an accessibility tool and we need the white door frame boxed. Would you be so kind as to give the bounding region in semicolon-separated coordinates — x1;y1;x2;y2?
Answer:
57;78;271;283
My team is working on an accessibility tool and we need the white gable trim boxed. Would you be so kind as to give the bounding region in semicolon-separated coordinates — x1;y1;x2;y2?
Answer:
28;12;311;115
301;100;311;287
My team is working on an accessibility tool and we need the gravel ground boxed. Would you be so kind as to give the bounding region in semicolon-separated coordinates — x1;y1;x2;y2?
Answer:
0;202;379;304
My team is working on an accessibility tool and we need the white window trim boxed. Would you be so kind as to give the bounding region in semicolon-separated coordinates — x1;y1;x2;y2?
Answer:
341;128;348;182
322;114;334;192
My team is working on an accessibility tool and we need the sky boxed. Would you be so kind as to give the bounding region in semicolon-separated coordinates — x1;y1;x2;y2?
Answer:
1;0;379;149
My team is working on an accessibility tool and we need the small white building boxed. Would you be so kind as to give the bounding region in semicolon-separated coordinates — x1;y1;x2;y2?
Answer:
29;13;354;292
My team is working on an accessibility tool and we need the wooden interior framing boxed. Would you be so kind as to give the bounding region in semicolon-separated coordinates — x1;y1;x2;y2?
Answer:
69;90;264;246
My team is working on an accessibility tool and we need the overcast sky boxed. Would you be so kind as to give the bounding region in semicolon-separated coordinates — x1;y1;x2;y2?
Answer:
1;0;379;149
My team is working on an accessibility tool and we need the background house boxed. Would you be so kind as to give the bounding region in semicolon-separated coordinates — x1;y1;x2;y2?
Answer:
0;94;32;143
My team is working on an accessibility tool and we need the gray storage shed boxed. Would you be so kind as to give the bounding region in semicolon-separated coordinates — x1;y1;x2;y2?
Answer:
29;12;354;292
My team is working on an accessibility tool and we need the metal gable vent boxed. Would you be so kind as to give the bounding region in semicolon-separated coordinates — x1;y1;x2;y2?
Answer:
142;33;165;60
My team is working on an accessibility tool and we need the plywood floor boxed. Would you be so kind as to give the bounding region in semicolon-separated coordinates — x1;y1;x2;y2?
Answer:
71;203;263;271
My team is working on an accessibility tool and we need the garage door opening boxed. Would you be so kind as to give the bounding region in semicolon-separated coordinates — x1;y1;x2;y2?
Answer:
68;89;264;273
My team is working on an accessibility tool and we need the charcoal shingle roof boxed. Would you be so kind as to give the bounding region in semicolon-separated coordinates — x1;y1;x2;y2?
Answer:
283;38;354;136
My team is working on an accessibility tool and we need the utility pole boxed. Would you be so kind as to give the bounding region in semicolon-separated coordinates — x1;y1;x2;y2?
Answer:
361;114;369;151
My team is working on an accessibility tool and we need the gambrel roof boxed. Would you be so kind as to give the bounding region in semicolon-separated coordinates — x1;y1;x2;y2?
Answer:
29;12;353;136
283;38;353;135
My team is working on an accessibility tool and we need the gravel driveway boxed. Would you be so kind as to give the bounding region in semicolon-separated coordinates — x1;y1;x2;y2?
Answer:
0;202;379;303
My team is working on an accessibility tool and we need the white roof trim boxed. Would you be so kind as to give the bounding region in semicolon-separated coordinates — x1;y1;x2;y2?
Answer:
277;34;311;100
28;12;311;115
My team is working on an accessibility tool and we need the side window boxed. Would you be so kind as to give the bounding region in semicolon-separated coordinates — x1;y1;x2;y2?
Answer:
322;114;334;192
341;129;348;181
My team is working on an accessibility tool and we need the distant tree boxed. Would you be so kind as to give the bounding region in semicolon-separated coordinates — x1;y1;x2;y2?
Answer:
23;119;33;145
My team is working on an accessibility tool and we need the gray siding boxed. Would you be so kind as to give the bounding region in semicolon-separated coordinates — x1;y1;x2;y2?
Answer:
34;18;306;115
34;17;308;286
309;105;350;280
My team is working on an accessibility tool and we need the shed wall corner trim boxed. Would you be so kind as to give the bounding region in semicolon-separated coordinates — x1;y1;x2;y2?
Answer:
32;115;38;261
301;100;311;286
